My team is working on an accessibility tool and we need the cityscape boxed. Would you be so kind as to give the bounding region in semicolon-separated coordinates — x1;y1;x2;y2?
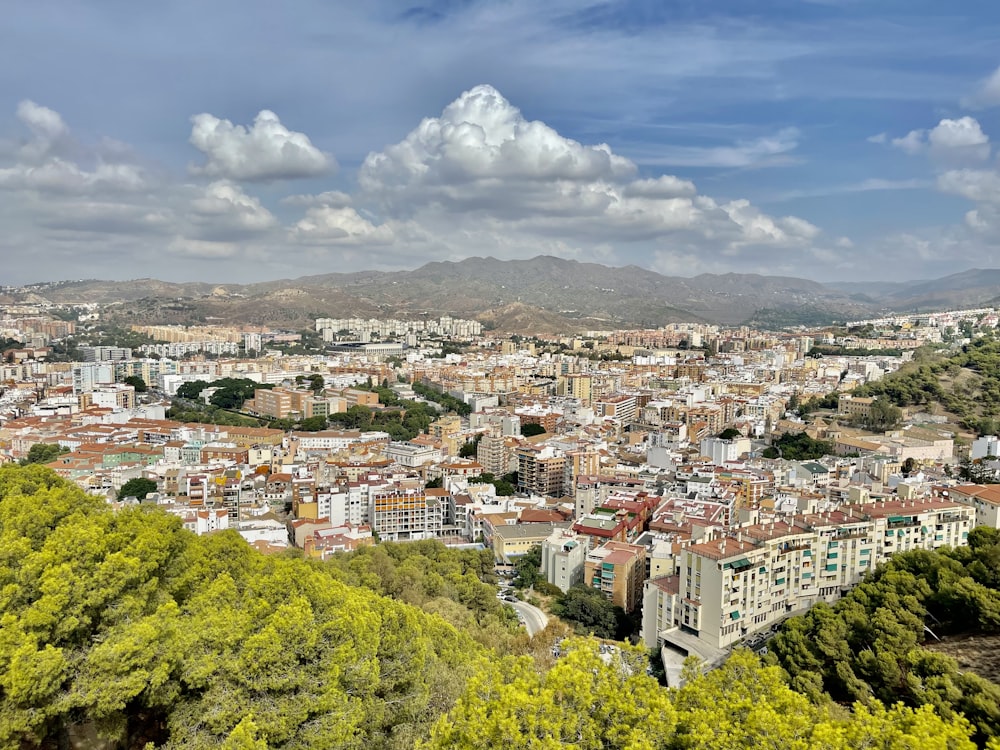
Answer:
6;1;1000;747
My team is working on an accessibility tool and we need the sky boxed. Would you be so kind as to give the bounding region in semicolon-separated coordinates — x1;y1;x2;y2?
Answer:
3;1;1000;286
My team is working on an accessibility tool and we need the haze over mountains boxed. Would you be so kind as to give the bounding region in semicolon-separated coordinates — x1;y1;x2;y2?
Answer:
6;256;1000;332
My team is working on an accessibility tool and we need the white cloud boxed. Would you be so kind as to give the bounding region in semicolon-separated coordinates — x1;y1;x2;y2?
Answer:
961;65;1000;110
280;190;353;207
15;100;70;160
624;176;697;198
937;169;1000;204
0;158;146;193
0;101;147;194
637;127;801;168
888;117;990;162
359;84;635;202
291;205;394;245
0;87;844;282
866;132;887;144
190;180;277;233
890;129;926;154
356;84;828;263
928;117;990;160
189;110;335;182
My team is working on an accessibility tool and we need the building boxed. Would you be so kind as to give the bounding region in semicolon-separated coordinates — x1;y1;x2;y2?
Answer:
647;497;974;653
487;520;568;565
838;395;876;420
517;444;567;498
947;484;1000;529
371;487;449;541
970;435;1000;460
541;528;590;592
584;541;646;613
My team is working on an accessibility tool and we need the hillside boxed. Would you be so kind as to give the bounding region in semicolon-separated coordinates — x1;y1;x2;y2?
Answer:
14;256;1000;333
12;256;876;331
851;335;1000;437
0;464;984;750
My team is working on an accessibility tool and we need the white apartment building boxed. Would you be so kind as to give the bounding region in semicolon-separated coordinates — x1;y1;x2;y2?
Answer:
643;497;974;652
541;528;590;592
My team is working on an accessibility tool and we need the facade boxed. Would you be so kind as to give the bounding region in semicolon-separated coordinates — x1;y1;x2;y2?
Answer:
371;488;449;541
488;521;568;564
541;528;590;592
646;497;974;651
948;484;1000;529
517;444;567;498
584;540;646;613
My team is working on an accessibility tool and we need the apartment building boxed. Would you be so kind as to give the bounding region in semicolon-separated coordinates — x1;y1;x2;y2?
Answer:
517;444;567;498
947;484;1000;528
644;497;974;652
540;528;590;592
584;540;646;613
371;487;450;541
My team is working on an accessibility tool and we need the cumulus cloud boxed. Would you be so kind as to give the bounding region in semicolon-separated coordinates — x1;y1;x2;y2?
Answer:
0;87;843;282
0;159;145;193
356;85;829;263
961;65;1000;110
16;100;70;160
890;129;927;154
189;110;335;181
888;117;990;162
291;205;394;245
938;169;1000;204
0;100;147;194
190;180;277;233
359;84;635;202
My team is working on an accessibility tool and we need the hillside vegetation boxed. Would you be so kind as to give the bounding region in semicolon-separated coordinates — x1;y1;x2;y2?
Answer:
767;529;1000;743
0;465;990;749
853;335;1000;435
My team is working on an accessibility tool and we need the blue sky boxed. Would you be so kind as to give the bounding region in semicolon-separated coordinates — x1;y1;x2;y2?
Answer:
2;0;1000;284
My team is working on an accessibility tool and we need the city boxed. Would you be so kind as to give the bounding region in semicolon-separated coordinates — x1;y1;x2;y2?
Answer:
3;299;999;675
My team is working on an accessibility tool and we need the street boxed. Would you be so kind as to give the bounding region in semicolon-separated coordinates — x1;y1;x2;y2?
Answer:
510;600;548;637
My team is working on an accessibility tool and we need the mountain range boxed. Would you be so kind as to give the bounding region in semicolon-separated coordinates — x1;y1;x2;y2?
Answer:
5;256;1000;333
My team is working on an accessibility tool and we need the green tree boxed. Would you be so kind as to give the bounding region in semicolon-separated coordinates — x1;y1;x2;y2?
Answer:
297;416;327;432
521;423;546;438
122;375;148;392
118;476;158;500
551;585;620;639
20;443;69;465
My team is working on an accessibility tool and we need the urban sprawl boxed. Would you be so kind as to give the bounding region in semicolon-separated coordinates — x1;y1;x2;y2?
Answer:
4;303;1000;680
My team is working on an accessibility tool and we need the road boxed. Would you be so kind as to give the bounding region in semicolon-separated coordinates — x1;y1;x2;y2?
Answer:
510;600;548;637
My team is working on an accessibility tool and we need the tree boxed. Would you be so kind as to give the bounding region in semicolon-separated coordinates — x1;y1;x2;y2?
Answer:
718;428;741;440
118;477;157;500
122;375;148;392
521;423;546;437
866;397;903;431
298;416;328;432
176;380;210;400
459;435;482;458
551;585;622;639
20;443;69;465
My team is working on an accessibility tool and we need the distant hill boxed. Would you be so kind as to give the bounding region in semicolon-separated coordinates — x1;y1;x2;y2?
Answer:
14;256;1000;332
